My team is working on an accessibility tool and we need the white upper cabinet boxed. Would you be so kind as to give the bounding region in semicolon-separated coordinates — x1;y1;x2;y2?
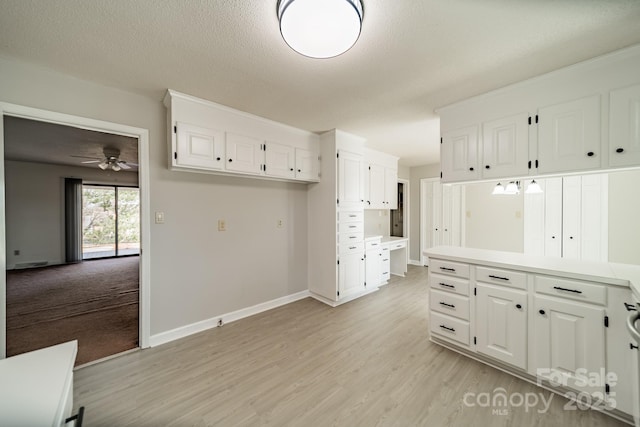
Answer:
481;113;529;179
175;122;225;170
537;95;601;174
294;148;319;181
165;90;320;183
385;167;398;209
264;141;294;179
225;132;264;175
609;84;640;167
367;163;385;208
338;150;364;208
441;125;479;182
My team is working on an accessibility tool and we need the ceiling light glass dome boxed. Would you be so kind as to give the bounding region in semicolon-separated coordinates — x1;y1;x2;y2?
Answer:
277;0;364;59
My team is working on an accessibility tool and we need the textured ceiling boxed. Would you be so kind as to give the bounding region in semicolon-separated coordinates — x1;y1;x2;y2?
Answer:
1;1;640;166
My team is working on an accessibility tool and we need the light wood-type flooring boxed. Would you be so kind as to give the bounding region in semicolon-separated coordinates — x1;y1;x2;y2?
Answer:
74;266;627;426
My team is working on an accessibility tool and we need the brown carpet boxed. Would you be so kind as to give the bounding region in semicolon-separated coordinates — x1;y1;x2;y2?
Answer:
6;256;139;365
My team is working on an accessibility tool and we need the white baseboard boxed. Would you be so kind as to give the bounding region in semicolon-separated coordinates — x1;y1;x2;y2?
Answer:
309;286;378;307
409;259;424;266
149;289;310;347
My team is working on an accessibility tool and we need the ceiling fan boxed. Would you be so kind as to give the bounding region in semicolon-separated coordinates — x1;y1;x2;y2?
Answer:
78;147;136;171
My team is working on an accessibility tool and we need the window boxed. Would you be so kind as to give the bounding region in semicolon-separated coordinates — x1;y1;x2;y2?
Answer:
82;185;140;259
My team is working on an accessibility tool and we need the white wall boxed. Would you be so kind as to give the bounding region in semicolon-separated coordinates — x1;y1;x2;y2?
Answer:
5;160;137;269
0;56;309;337
608;169;640;264
464;181;524;252
409;163;440;261
364;210;390;236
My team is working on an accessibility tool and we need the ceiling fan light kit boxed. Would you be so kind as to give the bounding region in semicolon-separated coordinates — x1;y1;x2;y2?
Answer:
277;0;364;59
82;147;133;171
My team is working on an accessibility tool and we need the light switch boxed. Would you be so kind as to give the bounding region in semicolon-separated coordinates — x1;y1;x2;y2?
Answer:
155;212;165;224
277;219;283;228
218;219;226;231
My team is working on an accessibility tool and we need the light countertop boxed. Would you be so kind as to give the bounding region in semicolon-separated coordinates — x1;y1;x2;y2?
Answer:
381;236;409;244
425;246;640;298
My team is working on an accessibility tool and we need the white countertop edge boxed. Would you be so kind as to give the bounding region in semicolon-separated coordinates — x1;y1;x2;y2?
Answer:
381;236;409;244
424;246;640;293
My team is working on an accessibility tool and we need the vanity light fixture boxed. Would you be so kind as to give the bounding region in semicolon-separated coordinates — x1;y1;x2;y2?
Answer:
277;0;364;59
504;181;521;195
525;179;543;194
492;182;505;195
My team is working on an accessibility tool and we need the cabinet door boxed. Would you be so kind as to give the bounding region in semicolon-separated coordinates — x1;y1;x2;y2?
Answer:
365;249;382;288
580;174;608;262
544;178;563;257
338;251;365;299
338;150;364;208
432;182;443;246
385;167;398;209
441;125;479;182
610;84;640;167
226;132;264;174
367;163;385;209
537;95;601;174
533;295;605;395
264;142;294;179
524;179;546;256
294;148;319;181
476;283;527;369
482;113;529;179
562;176;581;259
175;122;225;170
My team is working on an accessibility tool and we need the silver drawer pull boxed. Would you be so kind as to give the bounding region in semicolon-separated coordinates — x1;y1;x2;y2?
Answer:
489;274;509;281
440;267;456;272
349;246;357;249
349;225;357;228
349;214;357;217
349;236;357;239
439;302;455;309
382;271;389;275
439;325;455;332
383;258;389;262
395;244;402;248
371;243;378;246
553;286;582;294
439;283;455;289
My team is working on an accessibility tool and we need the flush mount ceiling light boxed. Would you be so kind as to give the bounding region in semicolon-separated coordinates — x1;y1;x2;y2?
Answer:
277;0;364;59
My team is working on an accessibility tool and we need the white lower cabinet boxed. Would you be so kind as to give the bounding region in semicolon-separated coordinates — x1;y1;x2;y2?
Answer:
365;239;382;289
426;252;630;420
533;294;605;395
476;283;527;369
338;249;365;299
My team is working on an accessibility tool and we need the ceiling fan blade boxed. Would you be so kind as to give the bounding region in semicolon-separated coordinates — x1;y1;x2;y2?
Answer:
117;161;131;170
81;159;102;164
71;155;102;160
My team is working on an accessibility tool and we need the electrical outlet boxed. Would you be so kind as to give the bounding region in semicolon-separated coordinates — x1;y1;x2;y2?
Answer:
155;212;165;224
218;219;226;231
515;210;522;219
14;249;20;256
277;219;283;228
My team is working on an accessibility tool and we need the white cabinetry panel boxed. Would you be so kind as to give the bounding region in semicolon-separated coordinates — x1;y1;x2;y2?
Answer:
441;125;479;182
482;113;529;179
175;122;225;170
338;252;365;299
385;167;398;209
610;84;640;167
295;148;319;181
338;150;364;208
533;294;605;395
476;283;527;369
226;132;264;174
537;95;601;174
265;141;294;179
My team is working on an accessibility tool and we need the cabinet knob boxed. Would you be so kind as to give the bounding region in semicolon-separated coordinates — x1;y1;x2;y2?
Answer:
290;168;294;171
469;167;474;171
216;157;221;161
516;304;522;309
485;165;490;169
587;151;595;157
569;236;573;240
551;236;555;239
298;169;301;172
228;158;233;162
616;148;625;153
539;309;546;315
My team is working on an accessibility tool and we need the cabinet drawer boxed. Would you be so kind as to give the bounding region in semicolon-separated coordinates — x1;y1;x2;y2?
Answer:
430;289;470;321
338;211;364;222
476;266;527;290
365;240;382;251
381;270;390;281
388;240;407;250
339;221;364;234
430;259;470;279
535;275;606;305
429;273;470;296
338;232;363;244
338;242;365;255
430;312;470;346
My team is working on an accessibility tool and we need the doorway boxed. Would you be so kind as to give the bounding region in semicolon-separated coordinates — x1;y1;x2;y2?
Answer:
0;102;150;361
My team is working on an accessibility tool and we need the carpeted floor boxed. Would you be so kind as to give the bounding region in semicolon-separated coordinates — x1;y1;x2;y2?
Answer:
6;256;139;365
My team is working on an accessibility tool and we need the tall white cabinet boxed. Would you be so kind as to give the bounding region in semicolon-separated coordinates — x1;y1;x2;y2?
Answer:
524;174;608;261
